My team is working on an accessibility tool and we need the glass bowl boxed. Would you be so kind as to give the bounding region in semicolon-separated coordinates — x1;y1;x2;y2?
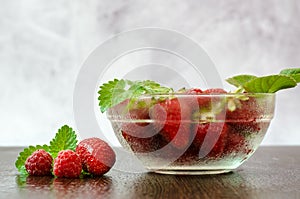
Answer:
107;93;275;175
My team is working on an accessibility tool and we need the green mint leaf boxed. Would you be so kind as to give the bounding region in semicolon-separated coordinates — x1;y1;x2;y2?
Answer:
280;68;300;83
49;125;78;159
15;144;49;175
98;79;128;113
98;79;173;112
280;68;300;75
243;75;297;93
226;75;257;88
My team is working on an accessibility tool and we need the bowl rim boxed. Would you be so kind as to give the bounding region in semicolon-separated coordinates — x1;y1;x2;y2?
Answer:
132;92;276;97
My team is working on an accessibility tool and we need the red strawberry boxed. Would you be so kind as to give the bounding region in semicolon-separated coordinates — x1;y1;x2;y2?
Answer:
76;138;116;176
200;88;227;108
53;150;82;178
25;149;53;176
186;88;227;112
175;144;199;164
184;88;203;110
226;96;262;133
121;130;160;153
185;88;203;95
204;88;227;94
109;99;154;138
149;98;193;149
224;130;246;154
226;97;258;121
192;122;228;158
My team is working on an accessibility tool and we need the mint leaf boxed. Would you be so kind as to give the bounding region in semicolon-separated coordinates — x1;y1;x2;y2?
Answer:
98;79;173;113
98;79;128;113
15;145;49;175
243;75;297;93
49;125;78;159
226;75;257;88
280;68;300;83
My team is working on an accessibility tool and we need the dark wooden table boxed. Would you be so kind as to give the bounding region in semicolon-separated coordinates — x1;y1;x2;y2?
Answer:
0;146;299;199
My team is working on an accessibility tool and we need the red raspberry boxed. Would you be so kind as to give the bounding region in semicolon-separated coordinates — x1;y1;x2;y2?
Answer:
53;150;82;178
25;149;53;176
149;98;193;149
192;122;228;158
76;138;116;176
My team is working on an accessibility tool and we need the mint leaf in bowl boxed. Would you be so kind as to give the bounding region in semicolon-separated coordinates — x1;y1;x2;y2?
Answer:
226;68;300;93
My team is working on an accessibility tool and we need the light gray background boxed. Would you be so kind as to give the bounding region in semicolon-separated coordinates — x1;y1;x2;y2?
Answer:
0;0;299;146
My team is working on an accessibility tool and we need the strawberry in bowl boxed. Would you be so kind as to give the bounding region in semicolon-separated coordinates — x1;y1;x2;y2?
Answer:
99;68;299;175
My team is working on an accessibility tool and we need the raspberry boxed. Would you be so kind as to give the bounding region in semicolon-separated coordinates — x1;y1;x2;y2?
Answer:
25;149;53;176
53;150;82;178
149;98;193;149
76;138;116;176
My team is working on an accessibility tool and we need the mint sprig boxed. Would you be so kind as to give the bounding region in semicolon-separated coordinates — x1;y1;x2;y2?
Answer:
15;125;78;175
280;68;300;83
226;75;257;88
49;125;78;159
98;79;173;113
226;68;300;93
243;75;297;93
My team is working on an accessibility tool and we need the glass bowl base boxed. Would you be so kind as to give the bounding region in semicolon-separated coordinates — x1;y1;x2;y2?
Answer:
150;169;233;175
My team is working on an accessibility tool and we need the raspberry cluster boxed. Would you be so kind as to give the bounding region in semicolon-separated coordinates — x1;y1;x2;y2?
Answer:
25;138;116;178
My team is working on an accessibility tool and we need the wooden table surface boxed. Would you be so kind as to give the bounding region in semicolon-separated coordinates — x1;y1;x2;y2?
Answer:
0;146;299;199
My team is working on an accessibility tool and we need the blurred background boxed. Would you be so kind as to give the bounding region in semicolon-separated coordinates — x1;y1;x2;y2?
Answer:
0;0;299;146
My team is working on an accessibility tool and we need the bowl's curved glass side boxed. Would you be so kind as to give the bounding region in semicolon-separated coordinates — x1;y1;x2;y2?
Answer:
106;94;276;174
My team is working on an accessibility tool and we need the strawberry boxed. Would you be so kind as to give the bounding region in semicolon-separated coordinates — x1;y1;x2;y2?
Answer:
185;88;203;95
226;96;262;133
109;99;154;138
204;88;227;94
149;97;193;150
192;122;228;158
76;138;116;176
224;130;246;154
200;88;227;108
53;150;82;178
185;88;227;113
175;144;199;164
25;149;53;176
121;130;160;153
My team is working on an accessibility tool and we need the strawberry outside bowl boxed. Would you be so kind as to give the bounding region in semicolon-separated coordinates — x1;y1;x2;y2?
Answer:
106;93;275;175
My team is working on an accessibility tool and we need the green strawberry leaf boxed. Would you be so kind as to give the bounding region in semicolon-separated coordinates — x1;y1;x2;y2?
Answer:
243;75;297;93
49;125;78;159
15;144;49;175
280;68;300;83
98;79;173;113
226;75;257;88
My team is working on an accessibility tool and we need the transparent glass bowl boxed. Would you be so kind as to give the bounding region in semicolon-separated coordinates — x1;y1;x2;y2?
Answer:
107;93;275;175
